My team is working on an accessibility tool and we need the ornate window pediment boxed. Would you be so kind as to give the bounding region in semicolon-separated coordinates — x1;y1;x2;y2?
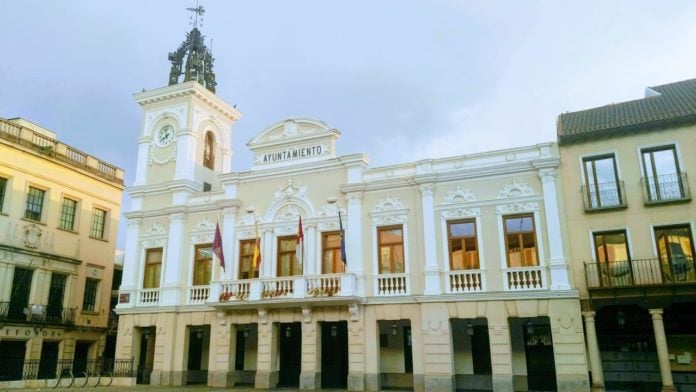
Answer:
371;196;408;225
497;181;535;199
441;187;476;204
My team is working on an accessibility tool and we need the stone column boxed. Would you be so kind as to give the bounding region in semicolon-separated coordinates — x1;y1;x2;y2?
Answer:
488;307;513;392
120;218;141;294
161;212;185;306
419;183;441;295
347;309;366;391
300;316;320;389
174;128;197;181
650;309;675;392
538;168;571;290
222;207;237;280
304;224;316;275
363;308;380;391
346;192;365;296
582;312;604;390
208;317;234;387
548;300;591;391
421;303;454;392
133;138;150;186
255;318;279;389
0;262;13;301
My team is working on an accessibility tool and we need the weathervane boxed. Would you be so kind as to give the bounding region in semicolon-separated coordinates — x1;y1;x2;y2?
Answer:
187;1;205;29
167;1;217;92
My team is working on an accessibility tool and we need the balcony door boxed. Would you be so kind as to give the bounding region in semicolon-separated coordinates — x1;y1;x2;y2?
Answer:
583;155;622;208
641;145;683;202
593;231;631;286
9;267;32;320
46;274;66;322
654;225;695;282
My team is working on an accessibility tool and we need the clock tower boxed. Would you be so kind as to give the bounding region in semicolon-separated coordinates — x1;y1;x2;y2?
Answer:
129;6;241;207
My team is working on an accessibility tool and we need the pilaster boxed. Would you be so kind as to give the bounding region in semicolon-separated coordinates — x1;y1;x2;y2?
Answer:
120;218;141;292
488;306;513;392
174;129;197;181
161;213;185;306
222;207;237;280
538;168;571;290
420;183;441;295
420;303;455;392
255;320;279;389
133;139;150;186
346;192;365;296
208;317;235;387
300;317;320;390
347;316;366;391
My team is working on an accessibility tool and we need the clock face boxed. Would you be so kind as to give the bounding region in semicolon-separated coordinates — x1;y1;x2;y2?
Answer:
156;125;175;147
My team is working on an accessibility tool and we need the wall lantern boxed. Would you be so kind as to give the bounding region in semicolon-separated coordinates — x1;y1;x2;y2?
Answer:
467;322;474;336
526;320;534;335
195;327;203;339
244;326;250;338
331;325;338;338
285;326;292;338
391;322;398;336
617;310;626;327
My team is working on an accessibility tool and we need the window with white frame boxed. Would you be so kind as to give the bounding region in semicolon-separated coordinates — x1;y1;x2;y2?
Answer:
59;198;78;231
24;186;45;221
503;214;538;267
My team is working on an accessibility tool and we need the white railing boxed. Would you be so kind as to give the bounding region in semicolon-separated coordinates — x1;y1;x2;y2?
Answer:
187;285;210;305
374;273;409;296
306;274;341;297
504;266;547;290
137;288;160;306
262;277;295;299
218;281;252;301
447;270;485;293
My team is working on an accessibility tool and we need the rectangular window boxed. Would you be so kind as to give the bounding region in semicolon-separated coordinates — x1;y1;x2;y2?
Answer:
238;239;259;279
277;236;300;277
504;215;538;267
593;230;631;286
0;177;7;212
143;248;163;289
654;225;695;282
24;186;45;221
90;208;107;239
59;198;77;231
322;231;345;274
82;278;99;312
641;145;687;202
378;225;404;274
582;155;623;209
193;244;213;286
448;220;479;270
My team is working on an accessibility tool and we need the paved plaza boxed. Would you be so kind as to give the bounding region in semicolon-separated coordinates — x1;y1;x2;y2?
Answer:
26;387;353;392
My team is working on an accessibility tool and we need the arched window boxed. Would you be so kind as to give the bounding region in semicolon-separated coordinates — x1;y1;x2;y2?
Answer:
203;131;215;169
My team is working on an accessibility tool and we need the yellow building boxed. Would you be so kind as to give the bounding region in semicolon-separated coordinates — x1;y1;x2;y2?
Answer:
0;117;124;387
115;20;589;392
558;79;696;392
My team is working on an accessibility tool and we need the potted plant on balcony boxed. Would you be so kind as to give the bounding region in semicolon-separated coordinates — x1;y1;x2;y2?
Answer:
307;286;339;297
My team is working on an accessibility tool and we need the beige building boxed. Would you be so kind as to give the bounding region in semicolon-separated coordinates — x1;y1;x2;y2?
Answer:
558;79;696;392
115;22;589;392
0;118;124;387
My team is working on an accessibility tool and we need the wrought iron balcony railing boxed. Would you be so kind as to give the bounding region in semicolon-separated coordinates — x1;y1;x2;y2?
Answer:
584;257;696;288
641;172;691;204
581;180;627;212
0;303;76;325
0;358;134;382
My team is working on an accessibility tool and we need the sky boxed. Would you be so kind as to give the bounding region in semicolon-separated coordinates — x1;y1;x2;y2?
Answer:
2;0;696;248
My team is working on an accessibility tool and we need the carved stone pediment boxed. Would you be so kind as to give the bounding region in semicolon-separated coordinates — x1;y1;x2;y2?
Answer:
497;181;535;199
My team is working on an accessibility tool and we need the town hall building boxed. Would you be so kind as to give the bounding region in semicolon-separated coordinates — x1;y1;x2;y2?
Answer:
114;13;589;392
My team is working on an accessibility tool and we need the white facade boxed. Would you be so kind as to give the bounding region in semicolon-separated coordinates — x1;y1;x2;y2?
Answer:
115;81;588;391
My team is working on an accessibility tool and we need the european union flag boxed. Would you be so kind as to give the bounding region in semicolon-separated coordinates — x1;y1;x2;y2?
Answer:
339;211;347;264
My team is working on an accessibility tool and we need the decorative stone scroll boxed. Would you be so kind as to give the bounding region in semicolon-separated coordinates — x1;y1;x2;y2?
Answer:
441;186;476;204
497;181;535;199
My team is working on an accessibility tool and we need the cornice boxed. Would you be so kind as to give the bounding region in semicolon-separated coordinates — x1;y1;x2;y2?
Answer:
134;82;241;121
124;199;242;220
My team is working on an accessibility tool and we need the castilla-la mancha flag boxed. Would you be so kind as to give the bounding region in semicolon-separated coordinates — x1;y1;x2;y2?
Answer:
296;215;304;267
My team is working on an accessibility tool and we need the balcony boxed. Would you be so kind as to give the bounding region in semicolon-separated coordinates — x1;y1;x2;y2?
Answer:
503;266;547;290
0;303;76;325
136;288;160;306
212;273;359;309
585;257;696;289
374;273;409;296
581;180;627;212
641;173;691;205
187;285;210;305
447;270;485;293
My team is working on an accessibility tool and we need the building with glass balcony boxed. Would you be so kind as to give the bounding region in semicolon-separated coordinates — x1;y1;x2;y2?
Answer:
0;117;125;387
558;78;696;392
114;22;589;392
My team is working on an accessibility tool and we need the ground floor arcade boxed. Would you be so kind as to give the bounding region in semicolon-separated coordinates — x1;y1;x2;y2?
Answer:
115;297;588;391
